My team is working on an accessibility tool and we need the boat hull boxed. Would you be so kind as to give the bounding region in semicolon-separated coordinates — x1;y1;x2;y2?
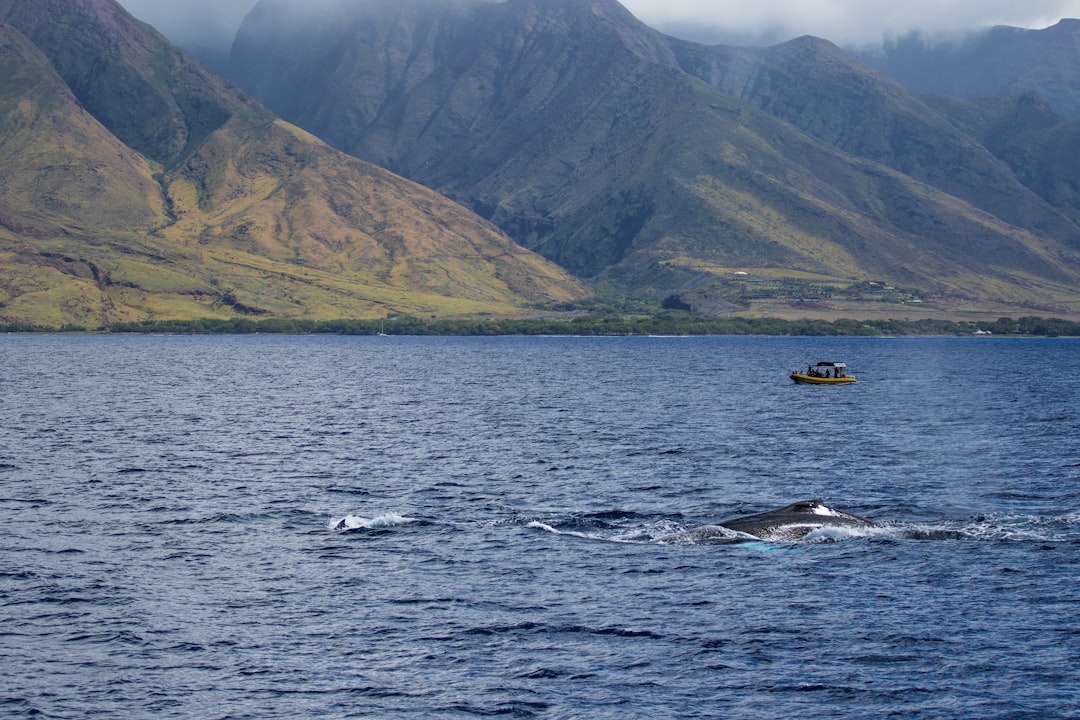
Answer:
790;373;856;384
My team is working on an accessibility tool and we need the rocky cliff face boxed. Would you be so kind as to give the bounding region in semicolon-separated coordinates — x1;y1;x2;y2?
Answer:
225;0;1080;307
230;0;699;277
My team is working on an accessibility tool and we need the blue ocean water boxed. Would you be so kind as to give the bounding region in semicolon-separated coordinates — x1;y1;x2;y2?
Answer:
1;334;1078;719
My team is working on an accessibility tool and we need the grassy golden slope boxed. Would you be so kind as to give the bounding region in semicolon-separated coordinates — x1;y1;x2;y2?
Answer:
0;23;587;328
159;118;584;307
0;28;166;233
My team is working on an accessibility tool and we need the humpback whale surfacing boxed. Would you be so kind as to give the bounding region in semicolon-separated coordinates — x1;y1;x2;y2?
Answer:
719;500;876;541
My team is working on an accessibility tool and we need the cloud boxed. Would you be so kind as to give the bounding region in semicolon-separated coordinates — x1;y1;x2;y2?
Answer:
119;0;258;47
621;0;1080;46
116;0;1080;49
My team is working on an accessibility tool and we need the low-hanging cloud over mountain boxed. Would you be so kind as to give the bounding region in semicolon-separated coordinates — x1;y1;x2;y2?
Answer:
117;0;1080;50
633;0;1080;46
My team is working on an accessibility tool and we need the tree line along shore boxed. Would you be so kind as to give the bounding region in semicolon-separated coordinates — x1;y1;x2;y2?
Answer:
5;314;1078;337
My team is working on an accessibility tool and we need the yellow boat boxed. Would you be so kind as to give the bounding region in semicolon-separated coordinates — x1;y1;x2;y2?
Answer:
790;361;856;384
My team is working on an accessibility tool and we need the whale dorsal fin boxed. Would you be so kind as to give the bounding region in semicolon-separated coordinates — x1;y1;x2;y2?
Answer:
779;499;826;514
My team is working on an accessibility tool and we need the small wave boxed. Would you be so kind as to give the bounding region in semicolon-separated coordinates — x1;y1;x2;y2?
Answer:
158;512;264;526
800;525;902;542
529;514;861;546
851;513;1080;543
329;512;418;532
947;513;1079;542
655;524;752;545
524;508;1080;546
526;520;646;543
526;515;687;544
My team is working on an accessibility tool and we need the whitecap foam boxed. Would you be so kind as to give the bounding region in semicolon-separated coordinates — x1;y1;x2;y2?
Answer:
329;512;418;532
527;520;610;541
950;514;1073;542
656;524;752;545
801;524;885;542
526;520;651;544
870;515;1079;542
527;520;569;535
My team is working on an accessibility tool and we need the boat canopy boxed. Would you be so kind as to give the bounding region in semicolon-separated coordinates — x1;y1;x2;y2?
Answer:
815;361;846;368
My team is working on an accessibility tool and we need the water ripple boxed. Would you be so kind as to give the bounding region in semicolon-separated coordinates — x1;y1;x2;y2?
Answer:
1;335;1078;718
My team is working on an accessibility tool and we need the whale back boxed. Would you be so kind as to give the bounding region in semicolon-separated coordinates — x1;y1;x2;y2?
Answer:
719;499;875;541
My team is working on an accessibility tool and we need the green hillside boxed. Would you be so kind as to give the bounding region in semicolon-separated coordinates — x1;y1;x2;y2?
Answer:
0;0;588;328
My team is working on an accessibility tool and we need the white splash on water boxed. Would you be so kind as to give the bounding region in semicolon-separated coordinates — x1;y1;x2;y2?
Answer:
655;524;753;544
329;512;417;532
526;520;651;543
802;524;889;542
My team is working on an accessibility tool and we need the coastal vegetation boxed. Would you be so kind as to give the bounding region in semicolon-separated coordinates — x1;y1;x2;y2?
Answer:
9;313;1069;337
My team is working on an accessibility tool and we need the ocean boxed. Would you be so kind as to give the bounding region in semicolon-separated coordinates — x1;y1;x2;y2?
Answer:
2;334;1078;718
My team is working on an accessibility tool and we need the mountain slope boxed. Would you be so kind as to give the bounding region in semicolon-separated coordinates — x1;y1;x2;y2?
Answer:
923;93;1080;217
0;0;587;327
0;23;166;233
227;0;1080;310
666;36;1080;239
857;20;1080;120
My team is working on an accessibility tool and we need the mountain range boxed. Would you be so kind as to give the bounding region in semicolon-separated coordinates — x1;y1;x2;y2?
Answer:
3;0;1080;327
857;20;1080;121
223;0;1080;315
0;0;587;327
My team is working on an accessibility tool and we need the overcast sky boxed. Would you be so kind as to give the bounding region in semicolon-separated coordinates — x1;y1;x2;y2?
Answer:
117;0;1080;49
